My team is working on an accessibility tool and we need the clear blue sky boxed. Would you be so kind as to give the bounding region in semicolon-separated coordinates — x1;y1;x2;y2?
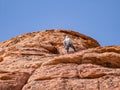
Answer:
0;0;120;46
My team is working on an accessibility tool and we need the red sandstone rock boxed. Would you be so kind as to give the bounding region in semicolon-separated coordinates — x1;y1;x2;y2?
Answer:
0;29;120;90
0;72;30;90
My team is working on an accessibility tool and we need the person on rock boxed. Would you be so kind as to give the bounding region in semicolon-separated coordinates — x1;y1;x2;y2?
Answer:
63;35;76;54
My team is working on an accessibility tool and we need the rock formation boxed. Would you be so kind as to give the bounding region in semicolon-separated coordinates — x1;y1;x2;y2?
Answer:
0;29;120;90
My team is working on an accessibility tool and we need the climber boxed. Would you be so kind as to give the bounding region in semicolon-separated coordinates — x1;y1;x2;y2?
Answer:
63;35;76;54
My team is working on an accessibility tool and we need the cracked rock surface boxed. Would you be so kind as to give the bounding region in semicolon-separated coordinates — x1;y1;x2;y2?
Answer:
0;30;120;90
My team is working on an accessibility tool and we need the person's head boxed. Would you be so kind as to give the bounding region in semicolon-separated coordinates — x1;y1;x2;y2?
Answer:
65;35;69;39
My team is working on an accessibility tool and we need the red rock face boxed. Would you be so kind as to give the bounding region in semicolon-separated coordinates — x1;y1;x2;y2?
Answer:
0;30;120;90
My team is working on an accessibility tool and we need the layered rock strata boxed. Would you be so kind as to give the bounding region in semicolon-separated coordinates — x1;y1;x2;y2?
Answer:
0;30;119;90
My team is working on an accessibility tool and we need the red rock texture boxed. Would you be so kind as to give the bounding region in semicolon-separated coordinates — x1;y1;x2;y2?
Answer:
0;29;120;90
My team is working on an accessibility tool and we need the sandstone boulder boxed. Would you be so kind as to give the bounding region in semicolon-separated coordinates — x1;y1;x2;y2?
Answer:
0;29;119;90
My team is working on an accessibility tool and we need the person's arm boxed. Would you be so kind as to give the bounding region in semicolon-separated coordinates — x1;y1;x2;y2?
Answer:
69;38;73;44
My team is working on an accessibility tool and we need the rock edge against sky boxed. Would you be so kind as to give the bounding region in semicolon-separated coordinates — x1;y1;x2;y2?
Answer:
0;29;120;90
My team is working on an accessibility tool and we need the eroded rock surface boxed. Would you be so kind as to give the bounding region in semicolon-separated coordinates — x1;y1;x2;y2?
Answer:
0;29;120;90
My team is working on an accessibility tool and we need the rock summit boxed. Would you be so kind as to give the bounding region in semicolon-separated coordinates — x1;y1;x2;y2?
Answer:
0;29;120;90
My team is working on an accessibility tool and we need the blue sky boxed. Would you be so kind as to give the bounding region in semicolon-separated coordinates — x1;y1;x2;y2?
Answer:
0;0;120;46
